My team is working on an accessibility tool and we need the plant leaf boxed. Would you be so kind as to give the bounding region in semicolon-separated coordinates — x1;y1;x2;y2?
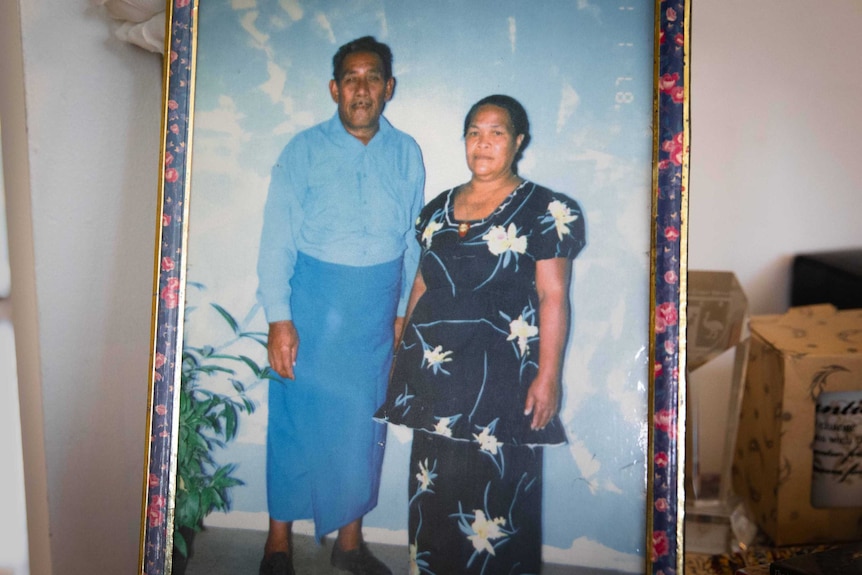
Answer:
211;303;240;335
196;365;235;376
173;528;189;557
223;406;238;440
241;331;269;347
237;355;263;377
261;367;280;381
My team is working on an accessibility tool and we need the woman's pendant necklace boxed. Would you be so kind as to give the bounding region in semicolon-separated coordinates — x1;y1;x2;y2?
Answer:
452;179;524;239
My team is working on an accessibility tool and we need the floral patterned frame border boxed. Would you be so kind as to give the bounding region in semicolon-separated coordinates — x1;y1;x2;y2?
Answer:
138;0;690;573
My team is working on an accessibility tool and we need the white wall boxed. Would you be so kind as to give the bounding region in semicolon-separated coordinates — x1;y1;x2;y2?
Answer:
1;2;50;574
2;1;162;574
689;0;862;314
2;1;862;574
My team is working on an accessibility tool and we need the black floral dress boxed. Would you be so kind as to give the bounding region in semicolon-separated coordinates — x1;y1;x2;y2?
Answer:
374;180;586;575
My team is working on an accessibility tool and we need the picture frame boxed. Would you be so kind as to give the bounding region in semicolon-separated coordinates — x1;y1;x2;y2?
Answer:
139;1;689;573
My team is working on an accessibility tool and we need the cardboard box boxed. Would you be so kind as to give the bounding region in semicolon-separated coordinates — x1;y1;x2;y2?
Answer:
732;304;862;546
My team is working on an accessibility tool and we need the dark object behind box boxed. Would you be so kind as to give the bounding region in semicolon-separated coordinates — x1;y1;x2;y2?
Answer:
791;249;862;309
769;542;862;574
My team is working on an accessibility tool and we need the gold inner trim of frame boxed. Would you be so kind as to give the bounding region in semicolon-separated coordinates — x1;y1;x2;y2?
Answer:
674;0;693;572
644;0;662;571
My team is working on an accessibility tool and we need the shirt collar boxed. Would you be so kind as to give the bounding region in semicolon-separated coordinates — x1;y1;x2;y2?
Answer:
326;112;392;147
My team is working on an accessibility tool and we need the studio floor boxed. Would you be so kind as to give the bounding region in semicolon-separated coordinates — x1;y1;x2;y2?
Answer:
182;526;625;575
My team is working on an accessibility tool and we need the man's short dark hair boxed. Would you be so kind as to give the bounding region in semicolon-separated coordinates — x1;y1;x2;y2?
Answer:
332;36;393;82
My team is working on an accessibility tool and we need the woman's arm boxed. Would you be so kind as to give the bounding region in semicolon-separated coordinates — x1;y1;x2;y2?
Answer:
524;257;573;430
394;269;427;349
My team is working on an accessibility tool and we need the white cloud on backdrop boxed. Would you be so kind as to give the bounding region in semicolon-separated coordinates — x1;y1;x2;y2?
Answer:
314;13;337;44
279;0;303;21
545;536;642;573
556;82;582;134
259;60;287;104
240;10;269;47
193;96;250;175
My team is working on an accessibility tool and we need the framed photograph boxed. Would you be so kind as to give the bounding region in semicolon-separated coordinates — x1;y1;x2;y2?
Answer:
140;1;689;574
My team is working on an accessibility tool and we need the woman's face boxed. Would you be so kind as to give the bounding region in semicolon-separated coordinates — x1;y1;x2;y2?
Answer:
464;105;525;181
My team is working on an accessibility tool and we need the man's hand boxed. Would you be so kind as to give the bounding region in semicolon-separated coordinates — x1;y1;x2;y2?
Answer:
268;320;299;380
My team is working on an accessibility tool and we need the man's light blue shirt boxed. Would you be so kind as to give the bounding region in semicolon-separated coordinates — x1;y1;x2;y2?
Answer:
257;113;425;323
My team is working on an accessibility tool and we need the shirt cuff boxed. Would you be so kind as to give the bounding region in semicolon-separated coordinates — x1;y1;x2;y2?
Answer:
396;297;408;318
264;303;292;324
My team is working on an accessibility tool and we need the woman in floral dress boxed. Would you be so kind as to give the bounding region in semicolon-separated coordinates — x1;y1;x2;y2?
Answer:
375;95;586;575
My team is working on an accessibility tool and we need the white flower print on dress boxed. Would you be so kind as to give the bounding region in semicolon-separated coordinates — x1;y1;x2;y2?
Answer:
472;222;528;291
423;345;453;374
433;417;454;437
473;426;501;455
410;543;422;575
422;220;443;248
416;458;437;492
482;226;509;255
466;510;507;556
547;199;578;239
409;544;420;575
409;456;440;507
409;542;432;575
482;223;527;256
507;315;538;357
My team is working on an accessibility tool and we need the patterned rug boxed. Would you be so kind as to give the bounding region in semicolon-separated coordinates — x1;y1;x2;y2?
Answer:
685;544;836;575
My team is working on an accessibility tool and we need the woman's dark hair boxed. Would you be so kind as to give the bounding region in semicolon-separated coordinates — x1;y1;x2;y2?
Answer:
332;36;393;82
463;95;531;173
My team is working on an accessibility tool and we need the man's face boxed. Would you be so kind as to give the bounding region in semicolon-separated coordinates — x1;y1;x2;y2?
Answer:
329;51;394;144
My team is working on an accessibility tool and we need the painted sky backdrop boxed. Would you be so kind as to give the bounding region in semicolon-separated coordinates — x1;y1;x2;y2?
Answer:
183;0;654;571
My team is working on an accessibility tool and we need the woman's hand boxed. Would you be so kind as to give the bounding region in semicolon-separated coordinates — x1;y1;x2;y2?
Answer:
524;377;560;430
268;320;299;380
396;270;426;350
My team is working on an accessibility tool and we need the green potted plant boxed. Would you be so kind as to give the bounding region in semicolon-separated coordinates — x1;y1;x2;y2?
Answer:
171;303;271;574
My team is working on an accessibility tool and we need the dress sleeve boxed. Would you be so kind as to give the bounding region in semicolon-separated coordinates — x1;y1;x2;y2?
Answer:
414;200;433;244
531;191;586;261
413;211;424;245
414;192;448;247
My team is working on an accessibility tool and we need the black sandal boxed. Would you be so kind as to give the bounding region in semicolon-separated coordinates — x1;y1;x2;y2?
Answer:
258;551;295;575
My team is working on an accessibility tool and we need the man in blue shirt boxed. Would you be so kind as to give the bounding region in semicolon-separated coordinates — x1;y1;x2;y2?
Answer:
256;36;425;575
